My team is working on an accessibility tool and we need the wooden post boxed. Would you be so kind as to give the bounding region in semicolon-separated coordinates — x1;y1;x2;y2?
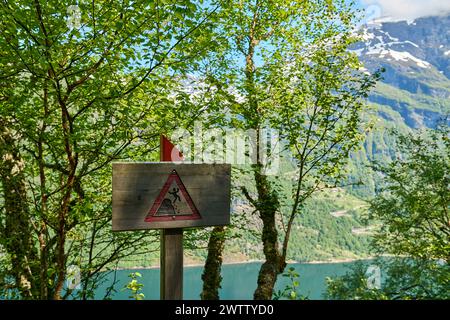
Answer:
160;135;183;300
160;228;183;299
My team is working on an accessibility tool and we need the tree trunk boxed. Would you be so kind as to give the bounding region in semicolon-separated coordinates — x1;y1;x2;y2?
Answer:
241;9;287;299
201;226;226;300
0;119;38;299
253;170;286;300
253;218;285;299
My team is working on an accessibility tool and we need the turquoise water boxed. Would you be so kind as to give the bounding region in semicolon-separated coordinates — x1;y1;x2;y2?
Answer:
94;261;359;300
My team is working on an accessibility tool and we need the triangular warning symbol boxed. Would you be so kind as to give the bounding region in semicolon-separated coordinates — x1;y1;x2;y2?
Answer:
145;170;201;222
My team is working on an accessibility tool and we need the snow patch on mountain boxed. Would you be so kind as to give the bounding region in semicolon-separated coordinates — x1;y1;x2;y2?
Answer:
404;41;419;48
360;29;375;41
366;47;431;68
388;51;431;68
378;29;399;42
354;27;420;56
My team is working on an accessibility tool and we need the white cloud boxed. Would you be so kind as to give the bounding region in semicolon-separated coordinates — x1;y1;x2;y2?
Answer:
362;0;450;22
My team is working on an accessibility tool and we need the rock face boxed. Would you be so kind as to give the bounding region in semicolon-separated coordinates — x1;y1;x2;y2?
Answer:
352;15;450;128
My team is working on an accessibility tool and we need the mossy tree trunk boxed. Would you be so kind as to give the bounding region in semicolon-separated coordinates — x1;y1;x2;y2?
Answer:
242;9;287;299
0;119;39;299
252;171;285;300
201;226;226;300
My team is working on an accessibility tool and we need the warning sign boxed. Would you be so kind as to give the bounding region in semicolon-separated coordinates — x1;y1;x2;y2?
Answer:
112;163;230;231
145;170;201;222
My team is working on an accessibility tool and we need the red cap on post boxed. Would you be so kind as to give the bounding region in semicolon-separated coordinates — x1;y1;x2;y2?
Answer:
160;135;184;162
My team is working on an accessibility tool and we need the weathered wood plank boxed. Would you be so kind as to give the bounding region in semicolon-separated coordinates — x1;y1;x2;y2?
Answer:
112;163;231;231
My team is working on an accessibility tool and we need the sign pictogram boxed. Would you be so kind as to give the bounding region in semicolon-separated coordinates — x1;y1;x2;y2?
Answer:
145;169;201;222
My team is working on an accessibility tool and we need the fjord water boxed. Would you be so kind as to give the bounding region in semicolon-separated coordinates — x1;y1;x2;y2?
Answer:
94;261;358;300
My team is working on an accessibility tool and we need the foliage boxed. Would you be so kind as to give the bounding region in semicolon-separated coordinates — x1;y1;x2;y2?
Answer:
369;125;450;261
197;0;380;299
0;0;219;299
273;267;307;300
326;258;450;300
123;272;145;301
326;127;450;300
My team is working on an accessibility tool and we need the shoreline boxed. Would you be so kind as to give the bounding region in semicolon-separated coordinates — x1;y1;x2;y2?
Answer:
115;257;376;271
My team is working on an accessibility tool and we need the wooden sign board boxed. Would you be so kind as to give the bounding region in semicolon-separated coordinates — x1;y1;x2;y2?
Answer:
112;163;231;231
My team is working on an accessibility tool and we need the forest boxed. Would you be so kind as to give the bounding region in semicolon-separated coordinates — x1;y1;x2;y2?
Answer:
0;0;448;301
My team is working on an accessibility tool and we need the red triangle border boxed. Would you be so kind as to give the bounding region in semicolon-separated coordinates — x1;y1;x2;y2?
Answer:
144;170;201;222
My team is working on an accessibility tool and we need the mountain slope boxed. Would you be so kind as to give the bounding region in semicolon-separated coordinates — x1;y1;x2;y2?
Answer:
354;15;450;128
344;15;450;199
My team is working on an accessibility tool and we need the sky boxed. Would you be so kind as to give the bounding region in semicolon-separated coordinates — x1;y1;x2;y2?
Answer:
359;0;450;22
